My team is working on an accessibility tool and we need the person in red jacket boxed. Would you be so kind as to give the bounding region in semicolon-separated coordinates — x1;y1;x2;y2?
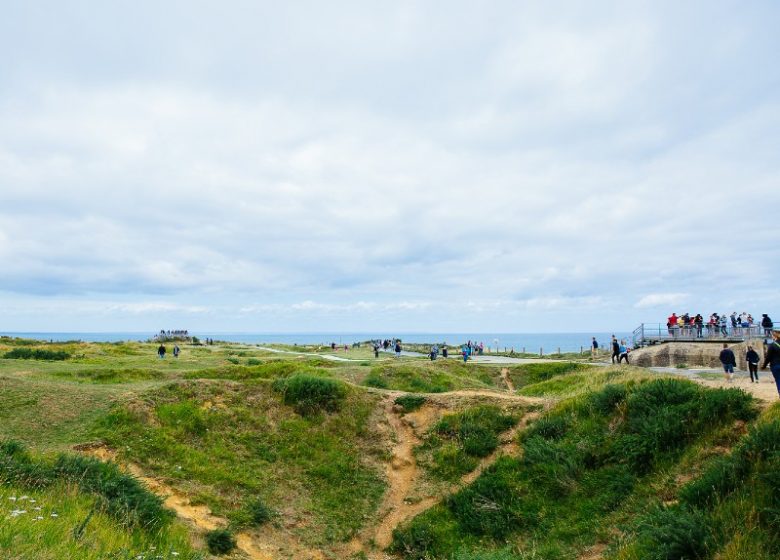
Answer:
667;313;678;336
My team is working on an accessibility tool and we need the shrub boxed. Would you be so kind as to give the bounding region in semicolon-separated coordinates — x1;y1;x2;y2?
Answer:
226;357;240;364
395;394;427;412
390;506;460;559
435;406;516;458
589;384;628;416
3;348;70;360
206;529;236;555
634;505;711;560
431;444;479;481
272;374;347;415
246;498;275;526
156;401;209;436
524;414;569;441
246;358;262;365
364;371;389;389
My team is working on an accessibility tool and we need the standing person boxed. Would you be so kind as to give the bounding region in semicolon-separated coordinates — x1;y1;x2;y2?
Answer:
720;314;728;337
746;345;760;383
591;337;599;357
394;341;402;358
762;314;774;337
157;344;166;359
373;343;380;358
442;346;448;359
611;335;620;364
462;346;468;363
762;329;780;397
695;314;704;338
618;341;630;364
719;343;736;382
173;344;180;358
667;313;677;336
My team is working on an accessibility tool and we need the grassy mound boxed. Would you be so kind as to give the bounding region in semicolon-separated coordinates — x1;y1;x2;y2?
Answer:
94;379;385;544
272;374;348;415
392;378;757;559
362;361;495;393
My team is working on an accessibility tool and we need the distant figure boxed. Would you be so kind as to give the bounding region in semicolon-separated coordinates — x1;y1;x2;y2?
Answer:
157;344;166;359
394;341;402;358
173;344;180;358
746;345;760;383
720;314;728;337
374;343;380;358
667;313;678;336
442;346;448;359
430;345;438;361
719;343;736;382
344;344;348;352
618;341;630;364
762;329;780;396
462;346;469;363
694;314;704;338
611;336;620;364
331;342;337;351
591;337;598;357
762;314;774;337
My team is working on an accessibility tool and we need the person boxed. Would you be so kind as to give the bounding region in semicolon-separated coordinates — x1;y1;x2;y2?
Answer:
611;335;620;364
394;341;402;358
373;343;380;358
618;341;630;364
762;314;774;337
442;345;448;359
694;314;704;338
591;337;599;357
746;345;760;383
430;345;438;361
667;313;677;336
173;344;180;358
720;313;728;337
719;343;736;382
157;344;166;359
462;346;469;363
762;328;780;397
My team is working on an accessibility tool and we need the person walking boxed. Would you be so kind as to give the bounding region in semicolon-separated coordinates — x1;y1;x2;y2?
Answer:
173;344;180;358
373;343;380;358
591;337;599;357
719;343;736;382
611;335;620;364
618;341;630;364
394;341;402;358
746;345;760;383
762;328;780;397
157;344;166;359
442;346;448;359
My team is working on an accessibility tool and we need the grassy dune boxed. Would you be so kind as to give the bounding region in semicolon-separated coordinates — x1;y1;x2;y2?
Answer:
1;337;779;559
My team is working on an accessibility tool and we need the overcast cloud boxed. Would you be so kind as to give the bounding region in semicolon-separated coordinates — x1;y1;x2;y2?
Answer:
0;1;778;333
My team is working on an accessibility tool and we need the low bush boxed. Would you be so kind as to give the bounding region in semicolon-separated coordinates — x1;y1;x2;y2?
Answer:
589;384;627;415
0;441;172;531
206;529;236;555
3;348;70;360
633;505;711;560
395;394;427;412
272;374;347;415
246;497;275;526
435;406;517;459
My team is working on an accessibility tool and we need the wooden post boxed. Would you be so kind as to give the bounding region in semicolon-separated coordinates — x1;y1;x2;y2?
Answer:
540;347;543;356
580;346;583;355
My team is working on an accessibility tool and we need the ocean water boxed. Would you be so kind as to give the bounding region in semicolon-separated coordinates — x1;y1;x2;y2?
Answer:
0;331;631;353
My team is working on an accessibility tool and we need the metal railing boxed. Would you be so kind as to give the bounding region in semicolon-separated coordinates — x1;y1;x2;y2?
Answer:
633;323;772;348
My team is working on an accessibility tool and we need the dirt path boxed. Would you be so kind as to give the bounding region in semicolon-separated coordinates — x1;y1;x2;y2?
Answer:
500;368;516;393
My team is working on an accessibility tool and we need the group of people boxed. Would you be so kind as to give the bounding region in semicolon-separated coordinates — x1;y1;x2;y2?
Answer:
603;336;630;364
719;328;780;396
156;343;180;358
665;312;773;338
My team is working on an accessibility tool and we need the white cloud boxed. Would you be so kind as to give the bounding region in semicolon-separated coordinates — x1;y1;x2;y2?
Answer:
635;293;689;309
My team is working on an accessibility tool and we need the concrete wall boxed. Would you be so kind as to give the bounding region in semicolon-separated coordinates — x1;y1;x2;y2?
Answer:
631;340;765;369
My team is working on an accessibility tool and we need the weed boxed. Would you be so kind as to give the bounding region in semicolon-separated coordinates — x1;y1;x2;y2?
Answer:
206;528;236;554
395;394;427;412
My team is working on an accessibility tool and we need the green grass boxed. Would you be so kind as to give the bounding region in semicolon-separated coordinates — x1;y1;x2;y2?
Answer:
362;361;496;393
393;377;758;559
93;379;386;546
416;406;519;482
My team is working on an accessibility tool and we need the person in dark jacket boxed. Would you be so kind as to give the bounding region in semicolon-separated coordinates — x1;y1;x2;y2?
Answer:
762;314;774;337
719;343;736;382
746;346;760;383
762;329;780;396
611;335;620;364
157;344;166;359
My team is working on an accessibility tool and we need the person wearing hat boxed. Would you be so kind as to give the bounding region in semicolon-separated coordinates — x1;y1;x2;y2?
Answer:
761;327;780;397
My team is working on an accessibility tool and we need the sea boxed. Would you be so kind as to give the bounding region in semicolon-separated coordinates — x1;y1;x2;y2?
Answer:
0;332;632;353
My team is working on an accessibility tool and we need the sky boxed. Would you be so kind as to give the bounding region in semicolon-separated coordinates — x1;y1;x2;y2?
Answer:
0;1;778;333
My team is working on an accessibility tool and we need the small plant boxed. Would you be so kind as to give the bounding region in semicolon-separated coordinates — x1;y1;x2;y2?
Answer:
246;498;275;526
226;357;240;365
206;529;236;555
394;394;426;412
246;358;262;366
676;363;688;369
